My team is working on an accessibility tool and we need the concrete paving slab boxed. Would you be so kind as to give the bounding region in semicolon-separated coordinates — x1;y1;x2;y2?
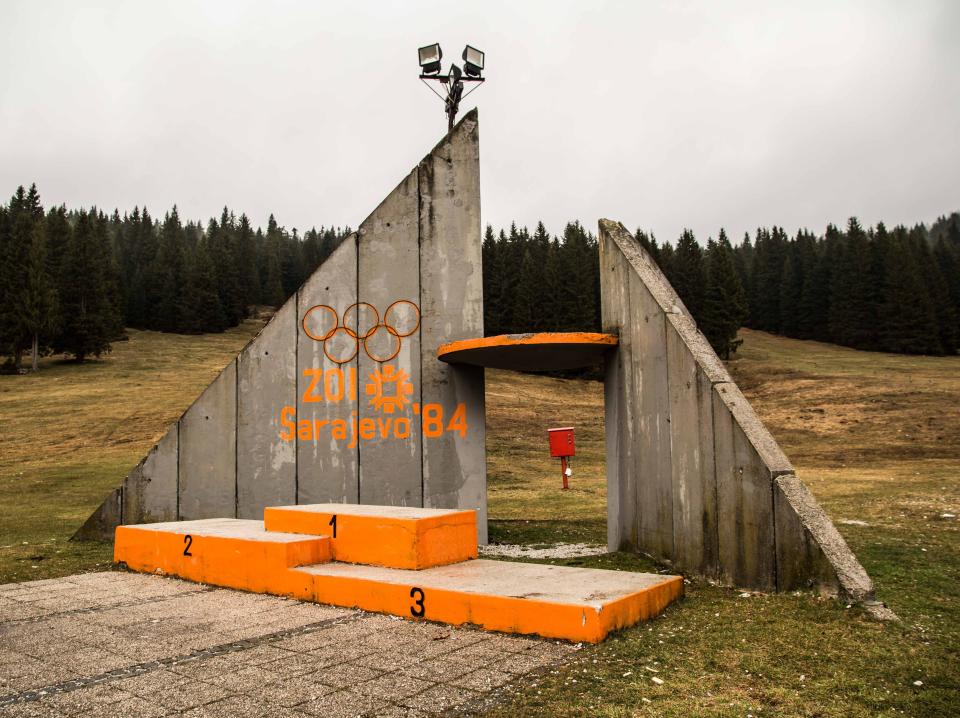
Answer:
0;571;569;717
298;688;390;717
255;674;339;708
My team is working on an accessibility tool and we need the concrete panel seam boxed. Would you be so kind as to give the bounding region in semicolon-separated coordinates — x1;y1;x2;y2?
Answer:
770;478;779;592
417;163;426;507
175;420;181;520
234;346;239;519
662;299;678;560
294;287;300;504
354;233;361;503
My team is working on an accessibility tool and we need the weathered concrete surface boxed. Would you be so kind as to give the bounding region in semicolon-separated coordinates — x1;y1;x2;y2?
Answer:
627;267;675;559
73;487;122;542
419;109;488;544
178;361;237;520
0;572;572;716
601;235;637;551
80;112;488;544
358;166;423;508
599;218;874;599
774;473;873;601
712;382;778;591
297;235;360;505
76;427;179;540
238;298;297;519
122;425;179;526
666;329;719;577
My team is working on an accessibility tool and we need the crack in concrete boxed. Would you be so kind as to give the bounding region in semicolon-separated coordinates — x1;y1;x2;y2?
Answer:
0;585;216;626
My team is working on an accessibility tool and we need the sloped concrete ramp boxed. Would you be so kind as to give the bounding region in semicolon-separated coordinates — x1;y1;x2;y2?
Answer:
600;219;874;601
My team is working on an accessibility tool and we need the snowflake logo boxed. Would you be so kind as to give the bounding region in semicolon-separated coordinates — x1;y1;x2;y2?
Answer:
365;364;414;414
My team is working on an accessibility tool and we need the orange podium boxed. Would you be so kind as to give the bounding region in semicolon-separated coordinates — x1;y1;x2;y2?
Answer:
115;504;682;643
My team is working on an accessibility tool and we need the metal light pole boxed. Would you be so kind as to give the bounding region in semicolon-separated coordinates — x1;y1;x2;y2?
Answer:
418;43;485;132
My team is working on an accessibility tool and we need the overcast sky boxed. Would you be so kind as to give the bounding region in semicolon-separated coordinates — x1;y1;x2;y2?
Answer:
1;1;958;244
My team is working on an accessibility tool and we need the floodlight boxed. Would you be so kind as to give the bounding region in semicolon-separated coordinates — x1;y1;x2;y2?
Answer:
417;41;486;132
462;45;484;77
418;43;443;75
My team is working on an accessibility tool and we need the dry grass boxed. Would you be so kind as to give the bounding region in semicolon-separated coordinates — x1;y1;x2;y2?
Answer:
0;320;264;581
481;328;959;717
1;324;958;716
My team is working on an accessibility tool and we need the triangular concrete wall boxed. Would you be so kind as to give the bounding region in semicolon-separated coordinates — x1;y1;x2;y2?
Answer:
600;219;873;600
76;110;487;542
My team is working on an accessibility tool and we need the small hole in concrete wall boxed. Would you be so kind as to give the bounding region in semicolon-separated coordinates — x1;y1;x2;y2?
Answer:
265;351;269;355
205;416;209;420
325;286;329;291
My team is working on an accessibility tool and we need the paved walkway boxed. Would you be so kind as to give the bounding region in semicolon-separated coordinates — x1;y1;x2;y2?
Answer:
0;572;574;717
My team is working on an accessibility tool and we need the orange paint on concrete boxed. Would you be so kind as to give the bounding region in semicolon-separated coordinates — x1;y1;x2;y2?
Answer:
114;519;329;597
263;504;477;570
438;332;618;358
437;332;619;371
113;510;684;643
297;560;684;643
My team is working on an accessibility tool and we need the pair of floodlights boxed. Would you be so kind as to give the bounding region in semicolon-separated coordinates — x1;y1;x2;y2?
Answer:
417;43;485;132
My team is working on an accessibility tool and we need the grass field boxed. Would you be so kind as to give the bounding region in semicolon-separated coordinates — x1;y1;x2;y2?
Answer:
483;329;960;717
0;320;266;582
1;326;958;715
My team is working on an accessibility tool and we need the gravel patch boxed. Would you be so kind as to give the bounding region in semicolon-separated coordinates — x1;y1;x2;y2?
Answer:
479;543;608;559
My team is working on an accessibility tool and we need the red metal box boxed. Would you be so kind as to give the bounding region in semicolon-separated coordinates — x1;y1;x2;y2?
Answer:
548;427;575;457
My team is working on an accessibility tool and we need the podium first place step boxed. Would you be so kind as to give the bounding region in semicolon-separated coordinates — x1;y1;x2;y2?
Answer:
264;503;477;569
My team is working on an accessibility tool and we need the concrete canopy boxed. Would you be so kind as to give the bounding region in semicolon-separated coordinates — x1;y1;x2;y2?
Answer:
438;332;617;371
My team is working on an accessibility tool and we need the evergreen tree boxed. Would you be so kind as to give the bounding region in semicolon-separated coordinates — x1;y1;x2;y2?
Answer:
636;229;660;264
17;222;58;370
792;230;821;339
236;214;261;310
152;208;189;332
702;230;748;358
557;221;598;332
481;225;506;335
1;188;34;367
510;247;538;331
542;236;564;331
828;218;876;349
94;209;125;340
778;241;802;336
53;210;118;361
185;238;228;333
733;232;754;321
934;238;960;350
912;227;957;354
876;227;941;354
751;227;787;332
670;229;706;322
260;216;286;307
0;204;11;364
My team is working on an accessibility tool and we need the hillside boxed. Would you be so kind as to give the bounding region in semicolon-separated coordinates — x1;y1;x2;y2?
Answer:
0;326;957;715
